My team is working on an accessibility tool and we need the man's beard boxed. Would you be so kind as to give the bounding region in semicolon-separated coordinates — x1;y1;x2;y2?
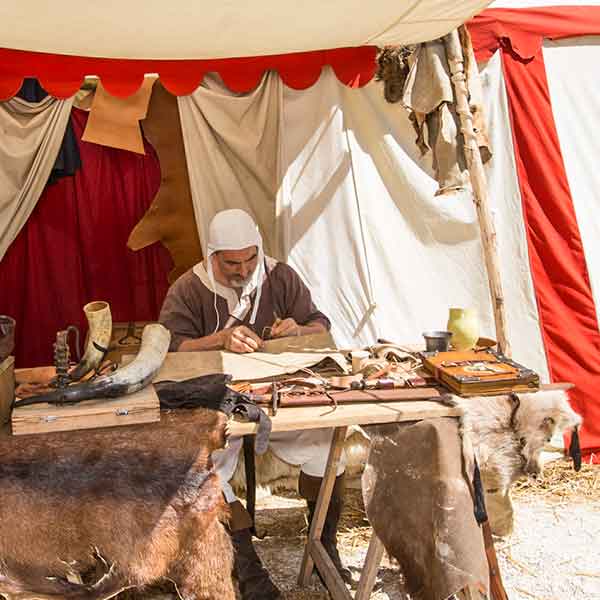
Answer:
228;274;253;288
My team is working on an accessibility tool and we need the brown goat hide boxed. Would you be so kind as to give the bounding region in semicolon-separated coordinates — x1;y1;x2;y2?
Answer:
362;418;489;600
128;82;202;283
0;408;235;600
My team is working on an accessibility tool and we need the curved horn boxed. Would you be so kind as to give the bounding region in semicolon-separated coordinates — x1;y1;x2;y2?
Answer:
67;301;113;382
15;324;170;407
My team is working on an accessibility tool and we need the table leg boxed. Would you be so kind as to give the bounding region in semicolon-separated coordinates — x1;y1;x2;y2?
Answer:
298;425;349;599
355;533;385;600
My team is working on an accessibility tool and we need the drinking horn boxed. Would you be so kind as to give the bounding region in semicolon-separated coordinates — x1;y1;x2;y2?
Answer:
14;324;170;407
67;300;113;382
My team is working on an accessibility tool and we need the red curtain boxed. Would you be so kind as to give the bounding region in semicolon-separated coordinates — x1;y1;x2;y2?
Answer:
0;108;172;368
469;8;600;461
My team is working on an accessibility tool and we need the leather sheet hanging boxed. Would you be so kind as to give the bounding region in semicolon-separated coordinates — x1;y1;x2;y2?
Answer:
128;82;202;282
82;77;155;154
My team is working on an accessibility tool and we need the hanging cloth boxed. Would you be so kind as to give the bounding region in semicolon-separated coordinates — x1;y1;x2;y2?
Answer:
16;78;81;185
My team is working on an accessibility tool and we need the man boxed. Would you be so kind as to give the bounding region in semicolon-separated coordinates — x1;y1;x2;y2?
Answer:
159;209;350;599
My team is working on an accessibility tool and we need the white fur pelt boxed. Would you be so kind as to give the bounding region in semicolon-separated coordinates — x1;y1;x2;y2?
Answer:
230;425;370;495
231;390;582;536
453;388;581;535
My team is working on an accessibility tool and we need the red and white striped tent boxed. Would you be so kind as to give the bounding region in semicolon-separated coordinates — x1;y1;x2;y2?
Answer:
469;1;600;461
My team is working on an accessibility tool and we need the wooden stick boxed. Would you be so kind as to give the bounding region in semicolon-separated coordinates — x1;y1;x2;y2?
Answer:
482;519;509;600
310;539;353;600
443;28;511;356
298;426;348;587
355;533;386;600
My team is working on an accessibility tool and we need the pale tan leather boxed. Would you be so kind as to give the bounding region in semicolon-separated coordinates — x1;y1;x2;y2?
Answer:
127;82;202;282
82;78;155;154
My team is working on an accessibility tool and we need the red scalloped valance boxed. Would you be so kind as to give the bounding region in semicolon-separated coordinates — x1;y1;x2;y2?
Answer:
468;6;600;62
0;46;377;100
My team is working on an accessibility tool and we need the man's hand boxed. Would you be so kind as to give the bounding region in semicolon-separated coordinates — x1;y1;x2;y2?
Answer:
221;325;263;353
270;317;301;339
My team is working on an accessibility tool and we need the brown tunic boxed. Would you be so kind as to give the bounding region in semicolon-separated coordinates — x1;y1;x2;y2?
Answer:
159;262;330;351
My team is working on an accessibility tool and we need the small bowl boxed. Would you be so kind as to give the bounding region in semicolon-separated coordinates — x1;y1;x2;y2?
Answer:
422;330;452;352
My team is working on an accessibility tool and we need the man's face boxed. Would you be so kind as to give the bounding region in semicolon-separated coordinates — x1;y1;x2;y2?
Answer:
212;246;259;288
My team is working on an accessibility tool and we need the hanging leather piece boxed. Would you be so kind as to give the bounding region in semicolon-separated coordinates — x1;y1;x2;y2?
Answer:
243;434;258;537
82;77;155;154
569;426;582;472
127;81;202;282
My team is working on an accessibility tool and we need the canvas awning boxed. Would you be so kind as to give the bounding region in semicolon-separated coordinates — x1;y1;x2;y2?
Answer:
0;0;490;98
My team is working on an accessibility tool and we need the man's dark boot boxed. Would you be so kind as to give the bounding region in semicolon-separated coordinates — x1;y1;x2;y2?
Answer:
231;527;282;600
299;472;353;584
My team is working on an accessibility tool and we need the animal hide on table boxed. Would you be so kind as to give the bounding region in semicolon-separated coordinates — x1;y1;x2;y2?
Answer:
451;388;582;536
0;408;235;600
362;417;489;600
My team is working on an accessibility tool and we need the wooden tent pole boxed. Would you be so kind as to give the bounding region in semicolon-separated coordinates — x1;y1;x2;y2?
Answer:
443;29;511;356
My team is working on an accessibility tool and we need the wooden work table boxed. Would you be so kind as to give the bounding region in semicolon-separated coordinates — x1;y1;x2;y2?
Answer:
5;352;470;600
228;397;462;435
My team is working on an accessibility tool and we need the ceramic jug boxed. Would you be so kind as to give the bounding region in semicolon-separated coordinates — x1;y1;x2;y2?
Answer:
447;307;479;351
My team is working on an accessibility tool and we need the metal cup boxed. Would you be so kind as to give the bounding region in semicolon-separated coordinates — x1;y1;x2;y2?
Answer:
422;330;452;353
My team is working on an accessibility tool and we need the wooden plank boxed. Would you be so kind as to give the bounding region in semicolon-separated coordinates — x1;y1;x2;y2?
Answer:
0;356;15;425
14;364;56;385
11;386;159;435
482;519;509;600
229;400;462;435
355;534;386;600
308;539;352;600
299;426;347;587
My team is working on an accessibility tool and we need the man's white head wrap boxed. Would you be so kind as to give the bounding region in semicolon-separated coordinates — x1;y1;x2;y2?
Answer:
205;209;265;332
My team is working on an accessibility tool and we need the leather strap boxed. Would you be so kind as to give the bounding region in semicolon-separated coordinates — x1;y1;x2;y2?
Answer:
243;434;258;537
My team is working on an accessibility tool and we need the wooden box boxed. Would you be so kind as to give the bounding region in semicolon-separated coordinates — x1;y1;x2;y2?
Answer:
11;385;160;436
0;356;15;426
12;365;159;435
422;349;539;396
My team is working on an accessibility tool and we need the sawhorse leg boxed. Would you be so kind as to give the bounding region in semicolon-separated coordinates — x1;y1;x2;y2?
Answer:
355;533;385;600
298;425;351;600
